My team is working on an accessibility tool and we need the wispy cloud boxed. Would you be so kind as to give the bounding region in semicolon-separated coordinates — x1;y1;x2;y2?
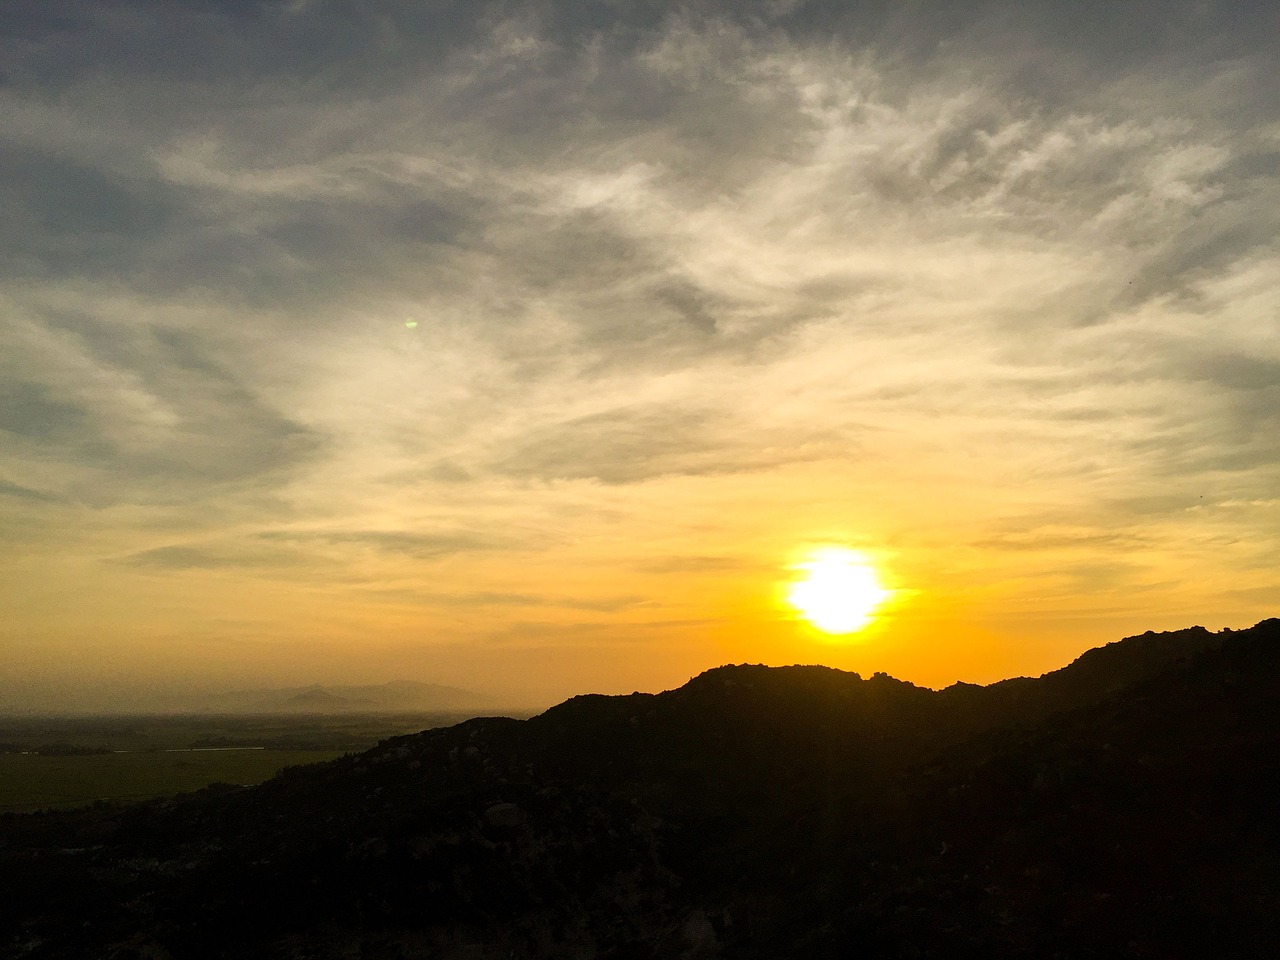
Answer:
257;529;506;559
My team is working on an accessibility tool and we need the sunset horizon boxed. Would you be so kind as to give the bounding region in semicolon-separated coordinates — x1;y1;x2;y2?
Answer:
3;0;1276;717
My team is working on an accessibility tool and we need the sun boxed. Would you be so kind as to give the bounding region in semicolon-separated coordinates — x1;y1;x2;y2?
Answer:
785;548;889;635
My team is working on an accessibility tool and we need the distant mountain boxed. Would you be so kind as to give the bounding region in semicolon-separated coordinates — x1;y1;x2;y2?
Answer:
181;679;493;714
2;619;1276;959
283;687;360;709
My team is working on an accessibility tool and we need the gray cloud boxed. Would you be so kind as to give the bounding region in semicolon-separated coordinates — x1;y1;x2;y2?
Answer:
0;479;64;503
1;311;319;506
494;406;715;484
361;587;649;612
118;526;502;572
973;530;1158;554
0;145;177;278
492;404;857;484
121;545;250;570
0;379;89;440
1182;353;1280;394
637;555;750;574
257;529;504;559
3;4;1274;405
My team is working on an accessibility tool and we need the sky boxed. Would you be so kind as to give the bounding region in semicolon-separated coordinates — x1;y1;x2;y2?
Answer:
2;0;1277;712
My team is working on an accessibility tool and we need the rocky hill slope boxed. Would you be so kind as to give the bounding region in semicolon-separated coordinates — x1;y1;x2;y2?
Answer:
2;620;1277;959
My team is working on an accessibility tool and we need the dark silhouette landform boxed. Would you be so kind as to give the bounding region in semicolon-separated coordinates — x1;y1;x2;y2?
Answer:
2;620;1277;959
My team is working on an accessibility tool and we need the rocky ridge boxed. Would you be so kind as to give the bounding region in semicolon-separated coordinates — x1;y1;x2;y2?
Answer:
1;620;1277;959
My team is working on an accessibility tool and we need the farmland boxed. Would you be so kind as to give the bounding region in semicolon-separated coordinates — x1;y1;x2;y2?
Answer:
0;749;346;812
0;711;496;812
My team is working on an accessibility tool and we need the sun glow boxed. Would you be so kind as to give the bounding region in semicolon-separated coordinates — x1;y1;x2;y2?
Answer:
785;548;889;635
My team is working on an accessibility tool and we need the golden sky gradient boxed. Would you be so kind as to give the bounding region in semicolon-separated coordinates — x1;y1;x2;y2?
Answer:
1;1;1277;711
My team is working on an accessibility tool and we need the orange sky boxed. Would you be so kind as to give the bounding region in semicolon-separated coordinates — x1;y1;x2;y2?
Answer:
1;1;1277;712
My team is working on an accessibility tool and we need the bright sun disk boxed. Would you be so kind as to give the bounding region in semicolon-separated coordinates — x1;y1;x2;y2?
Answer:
786;548;889;635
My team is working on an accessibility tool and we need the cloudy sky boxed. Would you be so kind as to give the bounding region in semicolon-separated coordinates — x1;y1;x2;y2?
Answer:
2;0;1277;711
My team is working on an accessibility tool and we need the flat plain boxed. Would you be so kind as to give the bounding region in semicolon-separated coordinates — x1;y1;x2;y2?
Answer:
0;749;346;812
0;712;499;812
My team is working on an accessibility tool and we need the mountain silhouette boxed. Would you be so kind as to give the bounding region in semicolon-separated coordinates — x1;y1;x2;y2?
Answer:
2;620;1276;959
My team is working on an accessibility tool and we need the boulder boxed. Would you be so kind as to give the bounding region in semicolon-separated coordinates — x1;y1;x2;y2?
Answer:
484;803;527;829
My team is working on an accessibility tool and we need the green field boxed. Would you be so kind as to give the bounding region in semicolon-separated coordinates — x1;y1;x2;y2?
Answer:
0;749;345;812
0;711;509;813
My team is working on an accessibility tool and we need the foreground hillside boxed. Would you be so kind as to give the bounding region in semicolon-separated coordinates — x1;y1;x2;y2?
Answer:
2;620;1277;959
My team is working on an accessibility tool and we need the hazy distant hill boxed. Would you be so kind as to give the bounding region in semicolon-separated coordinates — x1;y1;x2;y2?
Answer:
2;620;1276;959
179;679;493;714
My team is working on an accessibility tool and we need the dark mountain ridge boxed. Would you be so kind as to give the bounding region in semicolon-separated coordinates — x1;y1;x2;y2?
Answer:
2;620;1277;959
